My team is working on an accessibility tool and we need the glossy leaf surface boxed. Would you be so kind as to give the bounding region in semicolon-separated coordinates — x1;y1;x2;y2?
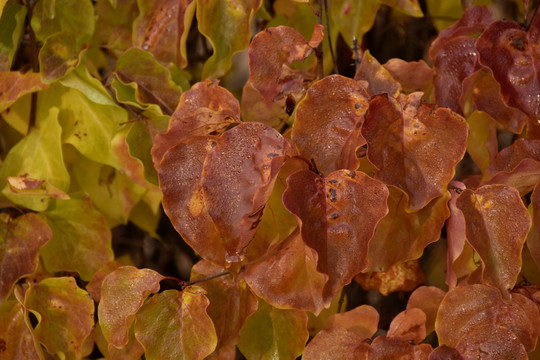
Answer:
134;288;217;360
24;277;94;359
0;213;52;301
456;185;531;297
291;74;369;175
363;94;468;210
98;266;163;349
283;169;389;301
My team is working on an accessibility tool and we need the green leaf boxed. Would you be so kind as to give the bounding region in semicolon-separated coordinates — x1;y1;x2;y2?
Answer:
59;65;117;106
134;288;218;360
0;106;70;211
0;71;48;113
330;0;380;46
24;277;95;360
379;0;423;17
0;300;43;359
466;110;498;173
197;0;262;79
0;213;52;301
111;77;163;116
40;194;114;281
114;47;184;115
98;266;164;349
238;299;309;360
0;1;26;71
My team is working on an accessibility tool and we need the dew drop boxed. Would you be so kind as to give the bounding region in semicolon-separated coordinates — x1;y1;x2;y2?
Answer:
142;44;149;51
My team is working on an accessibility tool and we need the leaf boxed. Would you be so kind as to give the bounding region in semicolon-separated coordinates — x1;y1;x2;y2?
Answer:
132;0;196;69
134;288;217;360
190;260;257;357
368;337;431;360
244;228;328;314
197;0;262;79
354;50;401;97
6;175;69;200
0;300;43;359
0;213;52;301
406;286;446;334
362;94;468;210
0;1;26;71
330;0;380;46
40;194;114;281
114;48;184;115
151;79;241;169
24;277;94;360
379;0;423;17
291;74;369;175
58;65;118;107
283;169;389;301
0;72;47;113
465;110;498;173
39;31;87;83
94;322;144;360
98;266;164;349
454;324;528;360
86;261;124;302
382;58;433;94
237;299;308;360
435;284;540;353
387;308;426;345
365;186;450;272
456;185;531;298
355;259;425;296
527;181;540;270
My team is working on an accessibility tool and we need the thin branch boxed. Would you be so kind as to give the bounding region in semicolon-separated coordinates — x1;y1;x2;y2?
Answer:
316;0;324;79
178;270;230;290
323;0;338;74
25;0;39;135
337;289;346;313
352;37;361;73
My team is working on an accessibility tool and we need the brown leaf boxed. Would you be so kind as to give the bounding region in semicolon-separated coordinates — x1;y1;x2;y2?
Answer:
527;180;540;270
456;185;531;298
0;71;48;112
283;169;389;301
302;327;370;360
406;286;446;335
355;260;426;296
354;51;400;97
455;324;527;359
369;336;430;360
387;308;427;345
383;58;433;94
325;305;379;338
0;213;52;301
291;74;369;175
362;94;468;210
445;181;468;289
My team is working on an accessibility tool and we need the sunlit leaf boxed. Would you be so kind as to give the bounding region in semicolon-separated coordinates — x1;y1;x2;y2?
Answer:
0;72;47;113
0;107;69;211
406;286;446;334
86;261;124;302
190;260;257;357
354;50;400;97
134;288;217;360
5;175;69;200
114;48;184;115
24;277;94;360
363;94;468;210
283;169;389;301
237;299;308;360
244;228;328;313
387;308;426;345
291;74;369;175
40;194;114;281
197;0;262;79
366;186;450;272
456;185;531;297
151;78;240;169
0;300;43;359
0;1;26;71
0;213;52;301
132;0;196;69
98;266;164;349
382;58;433;94
355;259;425;296
58;65;117;106
436;284;540;353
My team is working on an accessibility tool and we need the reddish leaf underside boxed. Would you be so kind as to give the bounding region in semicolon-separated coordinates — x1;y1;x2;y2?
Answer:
283;169;389;301
362;94;468;210
291;74;369;175
456;185;531;298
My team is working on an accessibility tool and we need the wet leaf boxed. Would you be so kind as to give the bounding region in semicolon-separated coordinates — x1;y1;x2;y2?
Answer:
114;48;184;115
387;308;426;345
134;288;217;360
0;213;52;301
197;0;262;79
325;304;379;337
0;2;26;71
237;299;308;360
133;0;195;69
24;277;94;360
0;72;47;113
436;284;540;353
455;324;527;360
366;186;450;272
291;74;369;175
151;78;240;169
303;327;370;360
40;194;114;281
354;50;400;97
363;94;468;210
244;228;328;314
383;58;433;94
355;259;426;296
406;286;446;334
98;266;164;349
283;169;389;301
456;185;531;297
0;300;43;359
368;337;431;360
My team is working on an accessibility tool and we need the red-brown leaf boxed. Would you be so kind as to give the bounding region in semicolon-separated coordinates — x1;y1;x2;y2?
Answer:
456;185;531;297
355;260;426;296
387;308;427;345
354;51;400;97
383;58;433;93
455;324;528;359
362;94;468;210
406;286;446;335
445;181;468;289
291;74;369;175
527;180;540;270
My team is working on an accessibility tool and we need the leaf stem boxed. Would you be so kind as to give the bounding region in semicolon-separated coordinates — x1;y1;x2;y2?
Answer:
177;270;231;290
24;0;39;134
316;0;324;79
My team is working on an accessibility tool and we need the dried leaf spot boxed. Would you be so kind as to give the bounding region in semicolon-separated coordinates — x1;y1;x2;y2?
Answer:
330;213;339;220
345;170;356;178
328;179;339;185
211;141;217;148
328;188;338;202
355;103;362;110
510;35;527;51
267;153;279;158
